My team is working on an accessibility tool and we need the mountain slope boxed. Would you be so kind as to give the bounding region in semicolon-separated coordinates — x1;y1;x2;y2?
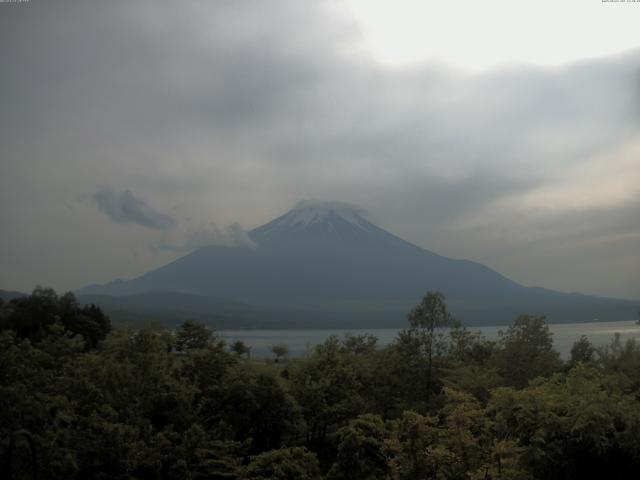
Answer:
76;291;332;329
0;289;28;302
78;200;639;326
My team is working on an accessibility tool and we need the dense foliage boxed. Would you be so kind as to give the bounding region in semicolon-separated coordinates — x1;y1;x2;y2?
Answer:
2;289;640;479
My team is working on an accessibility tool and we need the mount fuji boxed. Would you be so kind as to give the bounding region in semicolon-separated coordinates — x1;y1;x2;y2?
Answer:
78;200;638;327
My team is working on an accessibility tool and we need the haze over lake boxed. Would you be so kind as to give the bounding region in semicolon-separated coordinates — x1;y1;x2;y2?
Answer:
220;320;640;359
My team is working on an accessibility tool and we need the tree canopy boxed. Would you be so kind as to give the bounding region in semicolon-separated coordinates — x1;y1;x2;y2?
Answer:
2;287;640;478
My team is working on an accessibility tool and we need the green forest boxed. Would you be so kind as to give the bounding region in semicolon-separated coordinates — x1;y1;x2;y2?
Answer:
2;288;640;479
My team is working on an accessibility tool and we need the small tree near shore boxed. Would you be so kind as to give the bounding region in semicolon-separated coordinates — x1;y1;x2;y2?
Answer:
272;344;289;362
231;339;251;359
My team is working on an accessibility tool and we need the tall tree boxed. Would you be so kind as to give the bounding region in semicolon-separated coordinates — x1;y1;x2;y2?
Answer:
404;291;455;400
497;314;561;388
174;319;214;352
271;344;289;362
231;339;251;358
569;335;596;366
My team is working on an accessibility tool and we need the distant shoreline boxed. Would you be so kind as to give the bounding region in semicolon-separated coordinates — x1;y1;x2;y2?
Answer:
217;320;640;360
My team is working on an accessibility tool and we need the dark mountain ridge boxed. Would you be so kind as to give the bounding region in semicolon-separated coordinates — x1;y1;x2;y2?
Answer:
77;200;639;326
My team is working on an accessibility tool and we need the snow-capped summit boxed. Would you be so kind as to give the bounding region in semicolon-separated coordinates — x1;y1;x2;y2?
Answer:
251;199;377;243
277;199;369;229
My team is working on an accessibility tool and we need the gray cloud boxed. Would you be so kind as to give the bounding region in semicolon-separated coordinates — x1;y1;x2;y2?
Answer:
157;223;256;252
0;1;638;299
93;189;175;230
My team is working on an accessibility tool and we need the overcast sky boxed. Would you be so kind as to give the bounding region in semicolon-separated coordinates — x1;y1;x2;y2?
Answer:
1;0;639;299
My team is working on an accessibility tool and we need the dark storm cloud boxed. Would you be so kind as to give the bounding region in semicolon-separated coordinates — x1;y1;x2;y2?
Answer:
0;0;638;298
93;189;175;230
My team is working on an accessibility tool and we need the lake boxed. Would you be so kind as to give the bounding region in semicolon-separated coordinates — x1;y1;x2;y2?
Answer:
219;320;640;359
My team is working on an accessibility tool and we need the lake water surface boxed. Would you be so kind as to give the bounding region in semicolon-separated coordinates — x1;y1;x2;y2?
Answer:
219;320;640;359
